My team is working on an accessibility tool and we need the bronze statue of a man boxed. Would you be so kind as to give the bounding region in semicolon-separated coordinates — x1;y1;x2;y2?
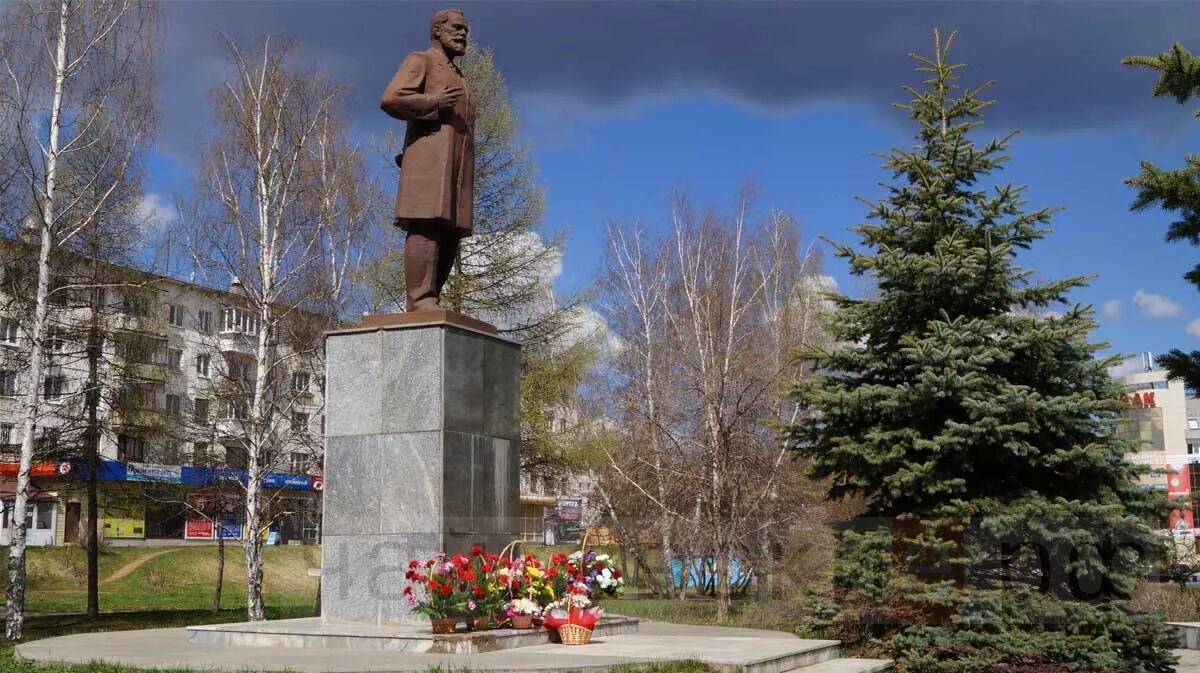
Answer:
381;9;475;312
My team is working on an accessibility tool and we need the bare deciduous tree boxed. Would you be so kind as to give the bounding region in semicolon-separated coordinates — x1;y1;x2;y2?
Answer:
0;0;155;639
596;190;831;621
184;34;373;622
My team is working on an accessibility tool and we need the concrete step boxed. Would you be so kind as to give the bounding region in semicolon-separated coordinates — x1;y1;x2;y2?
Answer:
787;658;894;673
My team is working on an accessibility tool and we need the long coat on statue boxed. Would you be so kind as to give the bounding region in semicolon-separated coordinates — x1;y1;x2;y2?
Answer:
380;47;475;236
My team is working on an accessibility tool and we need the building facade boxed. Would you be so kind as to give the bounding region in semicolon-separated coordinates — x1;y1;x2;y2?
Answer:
0;248;323;546
1119;356;1194;533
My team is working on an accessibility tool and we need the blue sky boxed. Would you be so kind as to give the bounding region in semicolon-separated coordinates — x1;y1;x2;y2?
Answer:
140;1;1200;369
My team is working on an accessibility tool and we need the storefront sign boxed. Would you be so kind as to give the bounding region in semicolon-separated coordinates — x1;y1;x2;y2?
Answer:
126;463;182;483
185;518;214;539
103;495;145;539
218;520;243;539
555;497;583;522
264;474;311;489
1120;391;1157;408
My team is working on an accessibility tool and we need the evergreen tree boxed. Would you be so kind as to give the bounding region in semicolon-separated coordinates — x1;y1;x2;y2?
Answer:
786;32;1175;673
1124;43;1200;389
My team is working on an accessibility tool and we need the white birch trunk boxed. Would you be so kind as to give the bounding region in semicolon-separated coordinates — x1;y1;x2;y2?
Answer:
6;0;70;640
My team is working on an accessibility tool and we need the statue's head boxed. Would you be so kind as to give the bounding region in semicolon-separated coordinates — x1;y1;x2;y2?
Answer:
430;9;469;58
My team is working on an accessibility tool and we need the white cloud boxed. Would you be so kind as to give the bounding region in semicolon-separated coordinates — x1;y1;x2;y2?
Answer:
1132;289;1185;319
1188;318;1200;339
1101;300;1122;320
135;193;178;233
1108;355;1144;381
568;305;622;356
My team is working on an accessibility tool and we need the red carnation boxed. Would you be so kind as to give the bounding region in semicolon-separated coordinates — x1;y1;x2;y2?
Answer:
575;573;585;582
460;570;477;582
595;561;605;570
546;567;559;578
472;585;484;598
471;545;484;555
440;584;453;597
408;560;420;569
428;580;441;592
403;586;413;596
482;562;494;573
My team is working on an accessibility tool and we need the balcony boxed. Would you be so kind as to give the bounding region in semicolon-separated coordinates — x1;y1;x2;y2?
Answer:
113;406;168;433
217;332;257;358
108;311;167;337
126;362;166;383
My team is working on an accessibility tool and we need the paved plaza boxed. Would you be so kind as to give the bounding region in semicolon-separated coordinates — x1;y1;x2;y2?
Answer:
17;620;891;673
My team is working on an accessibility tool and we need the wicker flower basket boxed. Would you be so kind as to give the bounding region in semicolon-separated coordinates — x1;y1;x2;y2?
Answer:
557;622;593;646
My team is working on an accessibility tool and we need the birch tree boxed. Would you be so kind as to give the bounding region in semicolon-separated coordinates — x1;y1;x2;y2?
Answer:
597;191;830;620
0;0;155;639
185;35;371;621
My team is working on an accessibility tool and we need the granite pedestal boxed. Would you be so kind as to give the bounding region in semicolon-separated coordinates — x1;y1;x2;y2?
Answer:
321;313;523;624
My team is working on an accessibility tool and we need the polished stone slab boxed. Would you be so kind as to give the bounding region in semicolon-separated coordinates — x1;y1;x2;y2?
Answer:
322;321;523;624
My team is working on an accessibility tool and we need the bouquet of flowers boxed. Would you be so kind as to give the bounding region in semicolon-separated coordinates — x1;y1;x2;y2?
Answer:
463;546;508;620
550;550;624;601
507;597;541;616
403;553;469;621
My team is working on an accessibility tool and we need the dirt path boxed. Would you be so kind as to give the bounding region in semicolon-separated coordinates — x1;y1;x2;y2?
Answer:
100;548;181;585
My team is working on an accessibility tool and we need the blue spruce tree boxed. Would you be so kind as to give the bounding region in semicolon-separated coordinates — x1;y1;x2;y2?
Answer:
786;32;1176;673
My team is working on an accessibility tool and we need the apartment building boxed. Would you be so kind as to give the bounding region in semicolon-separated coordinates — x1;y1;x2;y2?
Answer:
0;245;324;546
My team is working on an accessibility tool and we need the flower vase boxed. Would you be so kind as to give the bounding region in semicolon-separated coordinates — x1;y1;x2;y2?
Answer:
510;614;533;629
471;615;491;631
430;617;457;635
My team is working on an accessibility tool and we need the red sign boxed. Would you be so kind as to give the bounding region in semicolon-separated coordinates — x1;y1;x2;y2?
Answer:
185;518;214;540
311;476;323;491
0;463;62;477
1169;465;1191;499
1120;391;1157;408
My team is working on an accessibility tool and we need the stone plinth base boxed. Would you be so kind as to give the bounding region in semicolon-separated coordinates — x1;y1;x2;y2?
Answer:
186;616;641;654
322;315;522;624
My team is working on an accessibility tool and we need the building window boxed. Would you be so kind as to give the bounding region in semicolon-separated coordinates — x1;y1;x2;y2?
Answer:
45;326;65;353
118;434;145;462
168;304;185;327
159;441;182;465
43;371;65;403
1190;443;1199;456
0;370;16;397
194;398;210;424
165;394;182;417
0;423;16;456
123;291;153;317
192;442;209;467
289;452;309;474
47;275;68;306
291;412;309;435
221;307;259;336
225;445;248;470
223;400;248;421
227;358;250;383
167;348;183;369
196;354;210;378
197;310;213;335
292;372;310;393
0;317;18;345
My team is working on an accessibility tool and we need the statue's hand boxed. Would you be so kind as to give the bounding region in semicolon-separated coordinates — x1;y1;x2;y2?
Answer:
435;86;464;110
